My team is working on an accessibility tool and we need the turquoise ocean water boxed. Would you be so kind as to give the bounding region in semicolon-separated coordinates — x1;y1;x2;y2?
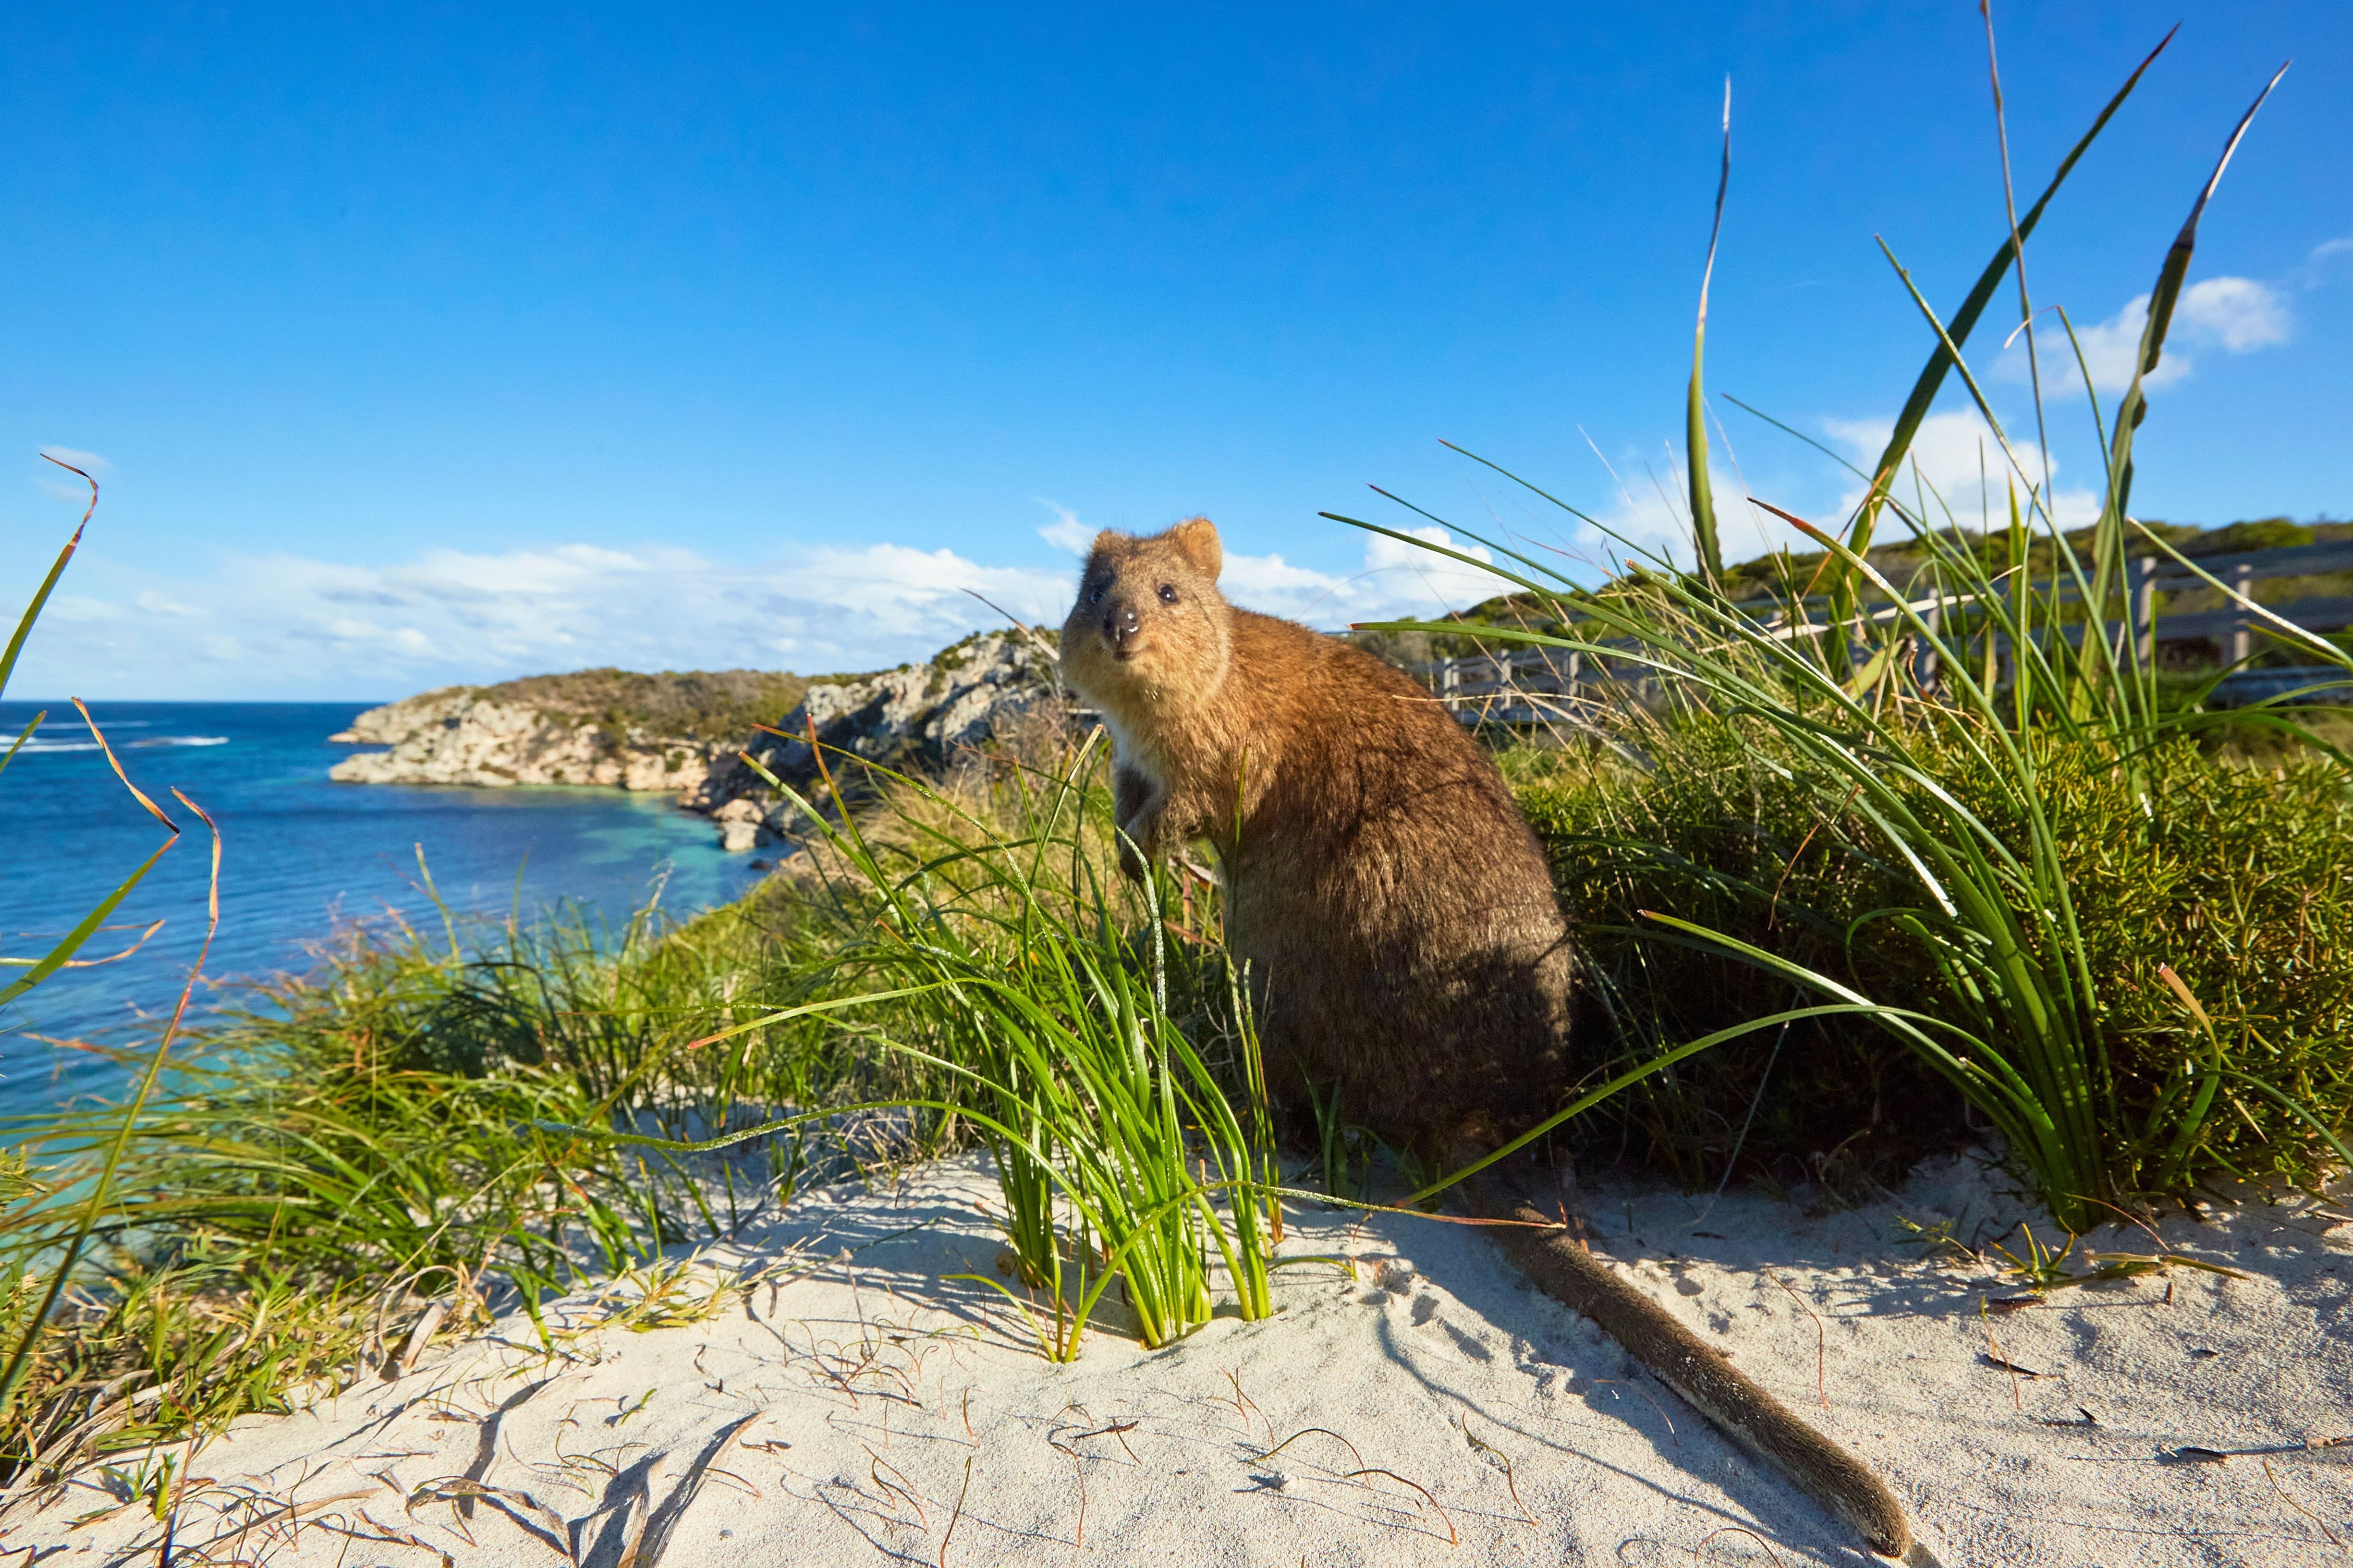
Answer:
1;701;766;1120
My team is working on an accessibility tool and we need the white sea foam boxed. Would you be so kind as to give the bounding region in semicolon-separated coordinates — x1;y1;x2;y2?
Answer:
14;734;229;754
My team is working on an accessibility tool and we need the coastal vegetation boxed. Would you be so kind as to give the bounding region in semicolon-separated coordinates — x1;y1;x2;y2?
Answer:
4;27;2350;1521
1342;41;2350;1236
1426;515;2353;666
373;666;814;747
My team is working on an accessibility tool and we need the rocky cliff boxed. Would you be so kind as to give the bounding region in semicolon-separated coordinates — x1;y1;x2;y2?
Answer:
693;630;1065;850
329;666;806;793
331;634;1067;852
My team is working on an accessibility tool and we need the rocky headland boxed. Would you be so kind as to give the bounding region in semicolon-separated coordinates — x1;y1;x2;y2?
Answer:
332;632;1066;851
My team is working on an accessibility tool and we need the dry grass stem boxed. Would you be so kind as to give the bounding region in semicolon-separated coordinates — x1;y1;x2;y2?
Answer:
1766;1271;1828;1410
1695;1523;1791;1564
1253;1427;1366;1471
939;1451;974;1568
1589;1379;1677;1445
1981;1299;2024;1412
2261;1456;2342;1548
1460;1415;1535;1525
1342;1468;1456;1546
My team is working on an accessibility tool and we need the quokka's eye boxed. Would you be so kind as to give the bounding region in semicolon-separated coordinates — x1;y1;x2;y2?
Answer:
1088;586;1104;604
1157;583;1178;604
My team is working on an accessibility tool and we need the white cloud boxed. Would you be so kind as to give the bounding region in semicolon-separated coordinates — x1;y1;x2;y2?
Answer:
2178;275;2290;352
2053;297;2183;393
10;518;1530;699
1823;411;2099;533
38;447;110;479
1549;447;1791;575
2303;236;2353;285
1036;499;1506;624
2001;275;2290;396
12;539;1080;699
42;595;123;624
794;542;1066;624
1219;525;1502;624
1035;501;1095;555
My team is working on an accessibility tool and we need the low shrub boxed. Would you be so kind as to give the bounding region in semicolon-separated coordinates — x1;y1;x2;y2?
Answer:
1515;721;2353;1203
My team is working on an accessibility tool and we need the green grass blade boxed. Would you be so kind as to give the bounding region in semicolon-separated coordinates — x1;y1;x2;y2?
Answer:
0;458;97;703
1686;77;1731;583
1848;25;2173;557
1405;1003;1931;1207
0;710;43;784
0;836;178;1008
2089;62;2287;698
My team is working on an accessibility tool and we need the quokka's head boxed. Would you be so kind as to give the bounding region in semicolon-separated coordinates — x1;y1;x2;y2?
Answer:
1059;517;1233;709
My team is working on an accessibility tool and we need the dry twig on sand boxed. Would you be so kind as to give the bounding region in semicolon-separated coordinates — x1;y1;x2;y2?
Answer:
1343;1467;1457;1547
1767;1270;1828;1410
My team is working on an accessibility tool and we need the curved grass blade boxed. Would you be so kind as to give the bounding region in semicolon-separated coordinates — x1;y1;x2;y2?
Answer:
0;792;220;1420
0;710;43;783
1687;76;1731;583
0;457;97;703
2086;61;2289;701
1403;1003;1933;1207
1848;25;2174;558
0;703;183;1007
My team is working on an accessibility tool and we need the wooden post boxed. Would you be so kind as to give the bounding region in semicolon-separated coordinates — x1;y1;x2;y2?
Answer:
2135;556;2157;663
1441;656;1461;716
2230;560;2254;666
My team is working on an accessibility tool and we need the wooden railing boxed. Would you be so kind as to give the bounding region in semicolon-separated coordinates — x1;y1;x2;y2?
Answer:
2120;541;2353;661
1408;540;2353;724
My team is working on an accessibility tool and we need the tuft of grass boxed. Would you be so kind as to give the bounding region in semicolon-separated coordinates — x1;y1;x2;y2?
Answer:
1344;37;2351;1230
622;727;1286;1355
0;710;1297;1488
1509;714;2353;1202
0;869;961;1483
0;459;254;1475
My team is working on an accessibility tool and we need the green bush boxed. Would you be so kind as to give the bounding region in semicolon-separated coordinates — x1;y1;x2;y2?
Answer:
1345;42;2353;1232
1516;723;2353;1201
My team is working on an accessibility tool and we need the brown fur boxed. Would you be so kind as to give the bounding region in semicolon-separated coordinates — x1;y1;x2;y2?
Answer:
1057;517;1573;1153
1059;519;1923;1561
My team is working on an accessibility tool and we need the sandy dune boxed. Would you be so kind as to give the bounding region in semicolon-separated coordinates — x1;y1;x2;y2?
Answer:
21;1151;2353;1566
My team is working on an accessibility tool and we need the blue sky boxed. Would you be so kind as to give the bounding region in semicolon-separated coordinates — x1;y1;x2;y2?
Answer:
5;2;2348;700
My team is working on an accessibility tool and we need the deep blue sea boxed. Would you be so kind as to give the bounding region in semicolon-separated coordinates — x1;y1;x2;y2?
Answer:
1;701;767;1121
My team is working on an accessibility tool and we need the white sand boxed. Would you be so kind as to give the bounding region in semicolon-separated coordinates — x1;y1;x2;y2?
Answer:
18;1151;2353;1566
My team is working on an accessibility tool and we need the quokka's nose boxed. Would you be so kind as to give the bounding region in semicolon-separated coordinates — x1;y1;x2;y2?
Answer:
1106;603;1142;645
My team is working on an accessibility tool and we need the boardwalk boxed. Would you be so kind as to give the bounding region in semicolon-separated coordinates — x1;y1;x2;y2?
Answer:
1411;539;2353;725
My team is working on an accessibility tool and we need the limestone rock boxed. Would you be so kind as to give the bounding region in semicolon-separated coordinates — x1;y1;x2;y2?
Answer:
689;631;1064;825
329;688;733;792
327;630;1067;840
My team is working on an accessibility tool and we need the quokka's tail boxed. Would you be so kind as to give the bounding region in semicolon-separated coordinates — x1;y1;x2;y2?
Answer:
1469;1170;1933;1563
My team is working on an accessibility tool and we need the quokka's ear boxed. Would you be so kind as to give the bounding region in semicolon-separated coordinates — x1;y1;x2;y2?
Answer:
1170;516;1221;581
1089;529;1122;557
